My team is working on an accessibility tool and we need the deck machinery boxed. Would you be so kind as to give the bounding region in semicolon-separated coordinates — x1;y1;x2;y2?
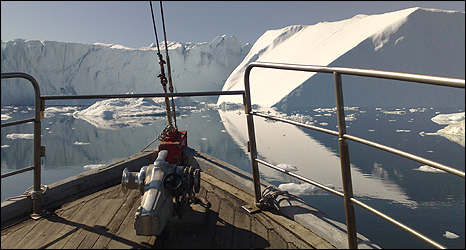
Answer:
121;129;201;236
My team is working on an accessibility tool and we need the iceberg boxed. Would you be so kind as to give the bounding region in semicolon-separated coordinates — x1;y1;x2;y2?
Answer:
1;35;251;105
217;8;465;109
72;97;169;130
431;112;465;125
421;112;465;146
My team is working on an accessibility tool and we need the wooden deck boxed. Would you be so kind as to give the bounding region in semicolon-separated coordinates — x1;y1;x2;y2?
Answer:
1;171;335;249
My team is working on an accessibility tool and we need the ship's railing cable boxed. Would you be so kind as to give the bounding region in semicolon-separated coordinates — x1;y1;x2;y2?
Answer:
159;0;177;128
149;1;173;128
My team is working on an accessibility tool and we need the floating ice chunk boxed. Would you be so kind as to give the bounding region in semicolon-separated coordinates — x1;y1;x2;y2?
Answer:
345;114;357;121
45;106;79;116
1;145;10;148
415;165;446;173
443;231;459;239
382;110;406;115
1;114;12;121
277;163;298;171
83;164;106;170
74;141;90;145
278;182;335;195
73;98;167;129
6;133;34;140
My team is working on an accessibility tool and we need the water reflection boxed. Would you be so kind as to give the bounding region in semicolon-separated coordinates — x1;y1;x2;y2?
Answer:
1;104;464;249
218;107;415;206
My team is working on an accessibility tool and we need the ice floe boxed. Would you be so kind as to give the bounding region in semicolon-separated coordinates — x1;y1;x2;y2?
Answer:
6;133;34;140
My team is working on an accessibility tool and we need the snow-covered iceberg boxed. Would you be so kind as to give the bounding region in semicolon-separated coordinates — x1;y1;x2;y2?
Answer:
217;7;465;109
1;35;251;105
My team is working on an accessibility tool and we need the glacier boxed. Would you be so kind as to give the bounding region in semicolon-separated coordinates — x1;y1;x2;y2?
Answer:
217;7;465;109
1;35;251;105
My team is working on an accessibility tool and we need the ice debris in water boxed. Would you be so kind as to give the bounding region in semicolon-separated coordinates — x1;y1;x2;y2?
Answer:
443;231;459;239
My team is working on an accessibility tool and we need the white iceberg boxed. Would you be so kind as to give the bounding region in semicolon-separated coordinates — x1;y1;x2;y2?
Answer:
73;97;168;130
278;182;335;195
414;165;447;173
443;231;460;240
1;114;12;121
277;163;298;171
431;112;465;125
6;133;34;140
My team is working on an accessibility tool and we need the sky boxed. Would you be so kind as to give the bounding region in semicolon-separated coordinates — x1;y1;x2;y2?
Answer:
1;1;465;49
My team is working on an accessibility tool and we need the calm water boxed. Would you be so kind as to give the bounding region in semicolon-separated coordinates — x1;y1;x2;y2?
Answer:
1;104;464;249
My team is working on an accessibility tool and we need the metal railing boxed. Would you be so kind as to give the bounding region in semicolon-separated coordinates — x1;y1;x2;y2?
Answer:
1;72;245;216
242;61;465;249
1;73;44;215
2;63;465;249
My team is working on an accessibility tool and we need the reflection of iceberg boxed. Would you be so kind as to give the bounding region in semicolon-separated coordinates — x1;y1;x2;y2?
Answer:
73;98;167;130
218;108;415;205
437;120;465;147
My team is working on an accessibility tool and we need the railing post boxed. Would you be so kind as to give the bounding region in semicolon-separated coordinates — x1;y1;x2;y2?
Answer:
1;73;43;216
243;65;262;205
334;72;358;248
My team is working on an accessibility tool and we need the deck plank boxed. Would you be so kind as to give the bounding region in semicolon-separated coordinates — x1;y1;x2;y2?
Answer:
0;217;39;249
104;190;155;249
231;205;251;248
61;191;115;249
26;198;88;249
1;171;337;249
77;187;127;248
214;198;235;248
46;194;104;249
91;188;140;249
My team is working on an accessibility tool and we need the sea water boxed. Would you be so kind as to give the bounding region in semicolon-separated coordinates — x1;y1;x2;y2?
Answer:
1;105;464;249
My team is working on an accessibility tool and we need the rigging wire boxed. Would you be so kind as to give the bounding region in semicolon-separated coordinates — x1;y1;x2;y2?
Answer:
138;1;177;153
149;1;173;128
159;0;177;128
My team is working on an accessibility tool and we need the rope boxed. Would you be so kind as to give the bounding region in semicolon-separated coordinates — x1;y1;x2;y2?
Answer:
257;185;304;208
159;0;177;128
149;1;173;127
4;185;48;201
138;123;174;152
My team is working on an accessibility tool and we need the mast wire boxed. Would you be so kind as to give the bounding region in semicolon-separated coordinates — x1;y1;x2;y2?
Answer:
149;1;173;127
159;0;177;128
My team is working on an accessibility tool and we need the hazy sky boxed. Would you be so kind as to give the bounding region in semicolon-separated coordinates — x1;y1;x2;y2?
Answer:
2;1;465;48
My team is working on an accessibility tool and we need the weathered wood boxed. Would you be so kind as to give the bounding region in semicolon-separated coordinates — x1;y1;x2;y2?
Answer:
91;188;140;249
0;217;38;248
77;187;126;248
105;190;154;249
215;198;235;248
231;205;251;249
1;170;338;249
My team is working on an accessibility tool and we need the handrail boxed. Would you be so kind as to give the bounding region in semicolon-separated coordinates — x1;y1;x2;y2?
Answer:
243;61;465;249
1;76;245;216
1;73;44;215
1;66;464;249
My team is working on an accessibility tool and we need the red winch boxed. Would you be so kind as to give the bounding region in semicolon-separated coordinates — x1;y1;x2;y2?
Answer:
158;129;187;164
